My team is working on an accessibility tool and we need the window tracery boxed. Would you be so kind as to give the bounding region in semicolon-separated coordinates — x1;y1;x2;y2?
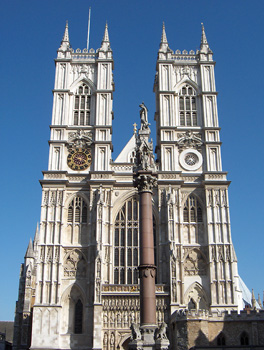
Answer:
179;84;197;126
67;197;87;224
183;195;203;223
114;197;156;284
73;83;91;126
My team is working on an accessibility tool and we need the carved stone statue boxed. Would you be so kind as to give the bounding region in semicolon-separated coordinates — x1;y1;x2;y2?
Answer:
155;322;168;340
139;102;150;130
131;323;141;340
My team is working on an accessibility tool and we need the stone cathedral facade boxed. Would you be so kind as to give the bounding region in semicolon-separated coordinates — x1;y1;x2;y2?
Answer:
13;23;264;350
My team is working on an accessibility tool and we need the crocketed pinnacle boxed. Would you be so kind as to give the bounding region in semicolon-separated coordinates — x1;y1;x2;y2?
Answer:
199;23;212;56
59;21;70;51
63;20;70;42
25;239;34;259
252;289;257;309
100;22;111;51
159;22;170;52
161;22;168;44
201;23;208;45
102;22;110;43
258;294;262;309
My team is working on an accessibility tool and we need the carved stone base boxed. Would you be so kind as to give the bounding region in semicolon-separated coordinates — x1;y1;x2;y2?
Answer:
129;323;170;350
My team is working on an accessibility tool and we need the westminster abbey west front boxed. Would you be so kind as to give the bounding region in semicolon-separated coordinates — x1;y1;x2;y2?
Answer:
13;22;264;350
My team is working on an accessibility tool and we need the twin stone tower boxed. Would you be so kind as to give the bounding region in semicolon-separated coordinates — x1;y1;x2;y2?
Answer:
13;22;255;350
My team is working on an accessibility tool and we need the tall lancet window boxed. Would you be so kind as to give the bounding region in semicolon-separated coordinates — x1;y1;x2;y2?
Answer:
73;83;91;126
183;195;203;223
74;299;83;334
67;197;87;224
179;84;197;126
114;197;156;285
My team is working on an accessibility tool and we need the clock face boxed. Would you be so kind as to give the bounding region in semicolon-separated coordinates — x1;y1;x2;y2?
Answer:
67;148;92;171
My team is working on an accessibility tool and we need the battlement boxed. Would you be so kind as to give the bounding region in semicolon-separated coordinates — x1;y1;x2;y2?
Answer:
70;47;98;60
173;309;264;322
171;49;198;62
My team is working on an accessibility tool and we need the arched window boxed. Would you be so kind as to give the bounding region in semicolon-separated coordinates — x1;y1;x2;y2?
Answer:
188;298;196;310
183;195;203;223
179;84;197;126
217;332;226;346
114;197;156;284
240;332;249;346
74;299;83;334
67;197;87;224
73;83;91;126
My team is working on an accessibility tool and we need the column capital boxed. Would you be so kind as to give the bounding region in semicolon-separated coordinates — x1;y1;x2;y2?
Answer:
133;171;157;193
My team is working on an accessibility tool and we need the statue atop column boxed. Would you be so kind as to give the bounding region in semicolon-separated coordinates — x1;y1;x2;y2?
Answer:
130;103;169;350
139;102;150;131
134;103;156;174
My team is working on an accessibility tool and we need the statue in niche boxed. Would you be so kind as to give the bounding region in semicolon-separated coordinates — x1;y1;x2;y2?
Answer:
139;102;150;130
103;332;108;346
110;333;115;346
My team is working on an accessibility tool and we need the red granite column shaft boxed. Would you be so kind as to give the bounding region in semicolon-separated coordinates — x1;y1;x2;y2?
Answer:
139;190;156;326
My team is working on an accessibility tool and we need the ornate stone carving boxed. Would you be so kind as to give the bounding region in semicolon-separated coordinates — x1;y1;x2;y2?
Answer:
64;249;86;277
139;265;156;278
174;65;198;82
133;103;156;173
184;249;206;276
131;323;142;340
49;191;56;206
155;322;168;340
67;129;93;149
133;173;157;193
177;131;202;151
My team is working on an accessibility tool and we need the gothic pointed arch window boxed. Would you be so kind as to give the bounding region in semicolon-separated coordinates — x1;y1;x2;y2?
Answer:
179;84;197;126
188;298;196;310
114;196;156;284
240;331;249;346
217;332;226;346
73;83;91;126
183;195;203;223
67;197;87;224
74;299;83;334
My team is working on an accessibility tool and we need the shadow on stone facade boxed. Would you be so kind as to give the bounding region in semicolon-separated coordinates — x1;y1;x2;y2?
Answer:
171;309;264;350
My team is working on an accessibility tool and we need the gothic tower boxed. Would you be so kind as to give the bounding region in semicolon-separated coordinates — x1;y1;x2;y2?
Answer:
154;23;242;315
13;23;250;350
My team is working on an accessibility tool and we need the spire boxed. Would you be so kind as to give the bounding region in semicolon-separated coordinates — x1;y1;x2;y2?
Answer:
199;22;213;61
63;20;70;42
25;239;34;259
251;289;257;309
159;22;170;53
201;23;208;46
58;21;71;51
103;22;109;43
100;22;111;51
161;22;168;44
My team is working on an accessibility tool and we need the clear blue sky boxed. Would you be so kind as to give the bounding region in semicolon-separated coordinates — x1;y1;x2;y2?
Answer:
0;0;263;321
